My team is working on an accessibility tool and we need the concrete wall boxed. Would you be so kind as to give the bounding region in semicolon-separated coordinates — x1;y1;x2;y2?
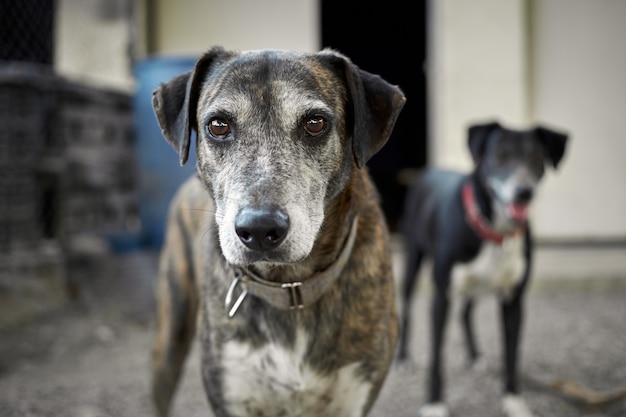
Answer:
54;0;134;91
152;0;320;55
529;0;626;241
427;0;529;171
54;0;319;90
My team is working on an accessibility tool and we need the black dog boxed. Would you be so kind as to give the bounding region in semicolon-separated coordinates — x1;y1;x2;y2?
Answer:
397;121;568;417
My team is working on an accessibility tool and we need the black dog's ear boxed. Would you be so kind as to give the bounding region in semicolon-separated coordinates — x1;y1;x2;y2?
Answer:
325;51;406;168
534;125;569;169
468;121;501;163
152;47;228;165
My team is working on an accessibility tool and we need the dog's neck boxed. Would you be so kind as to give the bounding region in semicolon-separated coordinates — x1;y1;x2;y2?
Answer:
463;175;525;245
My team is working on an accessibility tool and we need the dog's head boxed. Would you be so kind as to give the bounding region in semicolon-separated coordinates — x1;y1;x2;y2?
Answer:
152;47;405;266
468;121;568;227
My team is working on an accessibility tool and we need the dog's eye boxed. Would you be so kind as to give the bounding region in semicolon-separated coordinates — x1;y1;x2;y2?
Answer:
495;150;510;165
304;116;327;137
530;151;544;167
207;118;231;139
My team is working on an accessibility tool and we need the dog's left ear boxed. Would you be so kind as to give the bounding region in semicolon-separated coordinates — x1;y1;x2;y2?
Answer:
152;47;229;165
327;52;406;168
534;126;569;169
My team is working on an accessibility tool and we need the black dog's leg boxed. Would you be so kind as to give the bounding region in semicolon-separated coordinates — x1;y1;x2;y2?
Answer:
461;297;480;365
397;241;424;361
428;261;452;404
500;293;523;394
500;230;532;395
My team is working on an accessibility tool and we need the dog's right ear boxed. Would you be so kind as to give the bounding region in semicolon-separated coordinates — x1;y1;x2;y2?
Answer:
152;47;226;165
534;125;569;169
345;67;406;168
319;49;406;169
468;121;501;163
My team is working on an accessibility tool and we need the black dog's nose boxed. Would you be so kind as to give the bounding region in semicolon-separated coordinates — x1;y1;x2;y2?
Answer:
235;206;289;251
514;187;534;203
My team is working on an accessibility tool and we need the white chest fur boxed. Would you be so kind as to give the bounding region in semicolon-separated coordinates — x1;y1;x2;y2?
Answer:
220;328;371;417
452;234;526;299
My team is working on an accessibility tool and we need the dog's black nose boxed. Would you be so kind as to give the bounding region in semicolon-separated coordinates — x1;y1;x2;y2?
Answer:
514;187;534;203
235;206;289;251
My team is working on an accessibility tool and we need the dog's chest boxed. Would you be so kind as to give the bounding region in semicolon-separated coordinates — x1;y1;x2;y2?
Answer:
219;328;371;417
452;235;526;298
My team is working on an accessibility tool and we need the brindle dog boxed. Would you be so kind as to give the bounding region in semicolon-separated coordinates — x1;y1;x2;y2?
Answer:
151;46;405;417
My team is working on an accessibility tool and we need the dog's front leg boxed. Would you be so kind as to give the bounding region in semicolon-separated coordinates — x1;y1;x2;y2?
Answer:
501;230;535;417
152;208;199;417
421;261;453;417
501;293;522;395
500;291;534;417
461;297;480;366
397;244;424;362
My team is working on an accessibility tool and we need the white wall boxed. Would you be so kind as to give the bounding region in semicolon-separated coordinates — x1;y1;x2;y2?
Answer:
428;0;528;171
153;0;320;56
54;0;319;90
530;0;626;241
55;0;134;91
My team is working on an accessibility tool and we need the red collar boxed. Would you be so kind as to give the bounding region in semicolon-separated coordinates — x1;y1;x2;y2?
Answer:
462;181;524;245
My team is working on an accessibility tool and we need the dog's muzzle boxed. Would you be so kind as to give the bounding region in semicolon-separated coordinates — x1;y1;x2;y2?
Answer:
507;186;533;222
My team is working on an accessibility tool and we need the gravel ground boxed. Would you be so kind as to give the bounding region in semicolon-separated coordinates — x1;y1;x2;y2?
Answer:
1;248;625;417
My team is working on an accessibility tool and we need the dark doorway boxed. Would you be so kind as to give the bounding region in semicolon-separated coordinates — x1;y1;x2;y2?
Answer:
321;0;428;231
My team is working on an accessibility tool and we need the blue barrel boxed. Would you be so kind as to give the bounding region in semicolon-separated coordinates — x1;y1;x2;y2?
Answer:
133;56;198;248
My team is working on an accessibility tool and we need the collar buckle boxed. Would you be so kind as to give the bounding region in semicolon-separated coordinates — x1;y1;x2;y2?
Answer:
281;282;304;310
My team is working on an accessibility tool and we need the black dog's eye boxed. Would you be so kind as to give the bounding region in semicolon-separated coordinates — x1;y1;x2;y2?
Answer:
495;150;510;165
207;118;231;139
529;151;544;167
304;116;327;137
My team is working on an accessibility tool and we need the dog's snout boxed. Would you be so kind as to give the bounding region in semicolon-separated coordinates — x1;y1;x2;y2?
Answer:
235;206;290;251
514;187;534;203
